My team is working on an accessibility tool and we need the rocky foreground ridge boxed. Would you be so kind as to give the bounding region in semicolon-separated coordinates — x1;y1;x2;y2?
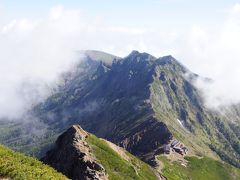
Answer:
41;125;107;180
42;125;160;180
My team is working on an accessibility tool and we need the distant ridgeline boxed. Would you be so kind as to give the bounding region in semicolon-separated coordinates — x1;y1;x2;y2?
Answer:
0;50;239;179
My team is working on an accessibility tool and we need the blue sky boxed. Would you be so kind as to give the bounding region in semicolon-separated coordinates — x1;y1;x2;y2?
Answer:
0;0;238;29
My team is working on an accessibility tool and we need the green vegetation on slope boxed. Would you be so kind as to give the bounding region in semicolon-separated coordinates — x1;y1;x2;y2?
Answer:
0;145;68;180
151;62;240;167
158;155;240;180
0;120;59;158
87;134;157;180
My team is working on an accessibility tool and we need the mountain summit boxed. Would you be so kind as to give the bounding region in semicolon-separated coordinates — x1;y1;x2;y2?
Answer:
41;125;108;180
0;50;240;172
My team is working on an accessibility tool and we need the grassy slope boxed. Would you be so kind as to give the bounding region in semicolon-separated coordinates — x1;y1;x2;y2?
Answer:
87;134;157;180
158;155;240;180
150;62;240;166
151;76;216;158
150;62;240;178
0;145;67;180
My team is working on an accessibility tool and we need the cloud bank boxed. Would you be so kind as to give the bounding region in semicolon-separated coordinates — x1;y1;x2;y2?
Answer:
177;3;240;108
0;4;240;119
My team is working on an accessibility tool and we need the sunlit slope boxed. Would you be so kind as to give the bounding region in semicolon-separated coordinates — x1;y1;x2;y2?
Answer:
0;145;67;180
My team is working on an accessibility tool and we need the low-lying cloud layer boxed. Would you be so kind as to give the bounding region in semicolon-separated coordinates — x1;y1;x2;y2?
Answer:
0;4;240;119
178;3;240;108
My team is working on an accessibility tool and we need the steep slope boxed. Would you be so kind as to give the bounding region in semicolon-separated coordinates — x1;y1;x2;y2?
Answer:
158;155;240;180
46;51;171;159
150;56;240;167
0;50;239;169
42;124;159;180
41;125;107;180
0;144;67;180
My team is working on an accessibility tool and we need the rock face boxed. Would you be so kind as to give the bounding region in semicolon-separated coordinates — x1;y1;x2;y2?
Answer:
41;125;107;180
1;50;240;168
119;117;172;163
35;50;174;163
36;50;239;167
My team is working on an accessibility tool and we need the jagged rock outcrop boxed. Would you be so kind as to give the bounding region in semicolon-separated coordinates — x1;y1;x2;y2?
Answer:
41;124;161;180
41;125;107;180
1;50;240;168
119;117;172;163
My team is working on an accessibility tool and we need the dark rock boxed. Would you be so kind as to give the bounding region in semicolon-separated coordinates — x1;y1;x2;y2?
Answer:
41;125;107;180
159;72;166;81
170;81;177;93
119;117;172;162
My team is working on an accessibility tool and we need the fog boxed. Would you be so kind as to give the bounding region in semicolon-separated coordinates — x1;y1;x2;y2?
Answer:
0;4;240;120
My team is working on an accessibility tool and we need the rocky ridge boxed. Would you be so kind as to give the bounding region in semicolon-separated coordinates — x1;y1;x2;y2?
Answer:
42;125;107;180
0;50;239;169
41;124;160;180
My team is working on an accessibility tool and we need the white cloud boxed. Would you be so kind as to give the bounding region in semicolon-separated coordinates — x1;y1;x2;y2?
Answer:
107;27;149;35
49;5;64;20
0;6;88;118
1;19;17;33
231;3;240;14
0;3;240;119
175;3;240;108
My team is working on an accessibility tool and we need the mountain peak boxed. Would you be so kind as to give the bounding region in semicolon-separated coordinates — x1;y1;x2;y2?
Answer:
71;124;87;135
42;125;160;180
129;50;140;56
125;50;157;63
158;55;177;64
42;125;107;180
81;50;120;65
